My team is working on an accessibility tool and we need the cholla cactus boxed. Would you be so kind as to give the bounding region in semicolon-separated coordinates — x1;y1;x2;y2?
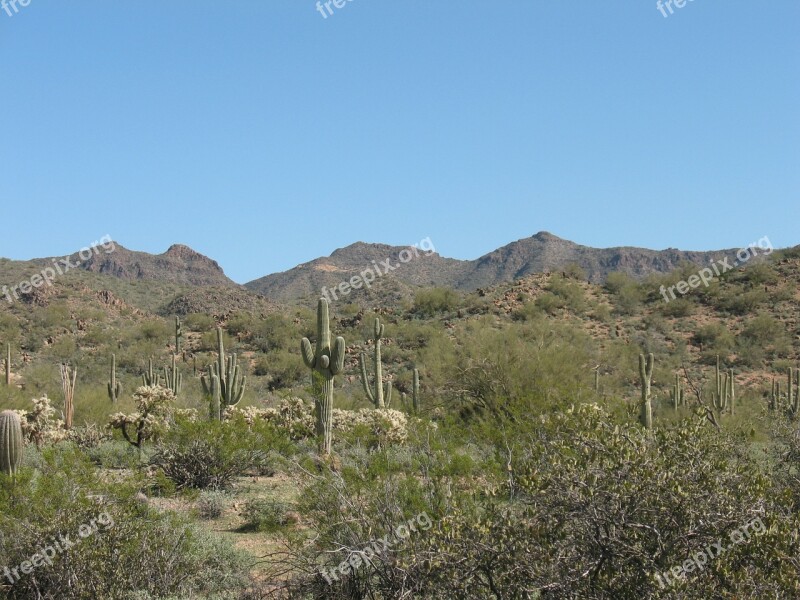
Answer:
0;410;23;479
301;298;345;455
19;396;66;448
108;385;175;450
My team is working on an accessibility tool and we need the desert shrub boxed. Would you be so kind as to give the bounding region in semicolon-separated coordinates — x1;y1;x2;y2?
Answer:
412;287;461;317
85;439;140;469
149;417;274;490
198;328;235;352
0;446;249;599
562;262;587;280
184;312;215;331
659;297;695;317
255;349;305;390
719;287;768;315
534;291;564;315
251;313;297;353
546;276;587;314
238;498;292;533
197;490;228;520
692;322;735;363
66;423;111;449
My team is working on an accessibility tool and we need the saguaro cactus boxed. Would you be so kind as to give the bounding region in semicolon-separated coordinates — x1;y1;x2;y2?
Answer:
412;368;421;414
142;358;160;387
0;410;23;479
201;327;246;420
163;354;182;397
107;354;122;403
671;373;683;410
790;367;798;416
712;355;731;413
639;353;654;429
301;298;345;455
60;363;77;430
359;317;390;409
175;316;183;355
4;343;10;385
728;368;735;416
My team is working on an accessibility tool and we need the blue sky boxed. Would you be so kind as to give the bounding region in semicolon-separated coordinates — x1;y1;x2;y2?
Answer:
1;1;798;283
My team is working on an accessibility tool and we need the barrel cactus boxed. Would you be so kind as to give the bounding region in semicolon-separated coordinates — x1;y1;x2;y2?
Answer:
0;410;23;478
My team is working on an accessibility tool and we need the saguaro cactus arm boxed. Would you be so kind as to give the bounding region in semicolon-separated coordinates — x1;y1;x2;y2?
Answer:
107;354;122;403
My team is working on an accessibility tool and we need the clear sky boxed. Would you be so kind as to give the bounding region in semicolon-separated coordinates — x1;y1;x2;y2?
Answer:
1;1;798;283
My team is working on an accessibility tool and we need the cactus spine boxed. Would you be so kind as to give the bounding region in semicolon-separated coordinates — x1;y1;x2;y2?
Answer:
671;373;683;410
163;355;182;397
107;354;122;403
360;317;390;409
412;368;421;414
301;298;345;456
639;353;654;429
4;343;10;386
0;410;23;479
60;363;77;430
175;316;183;355
142;358;160;387
201;327;246;420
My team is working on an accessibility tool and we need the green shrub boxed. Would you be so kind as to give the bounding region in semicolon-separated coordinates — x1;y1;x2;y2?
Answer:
0;445;249;599
149;418;274;491
412;287;461;317
239;497;292;533
197;490;228;520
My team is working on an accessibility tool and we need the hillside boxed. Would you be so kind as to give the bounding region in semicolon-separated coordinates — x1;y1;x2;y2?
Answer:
245;231;742;303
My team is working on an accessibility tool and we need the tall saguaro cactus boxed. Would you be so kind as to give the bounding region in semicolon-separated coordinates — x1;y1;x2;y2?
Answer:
728;368;735;416
175;316;183;355
671;373;683;410
107;354;122;403
201;327;246;420
301;298;345;455
60;363;77;430
639;353;654;429
360;317;390;409
4;343;10;385
412;368;421;414
0;410;23;479
163;354;182;397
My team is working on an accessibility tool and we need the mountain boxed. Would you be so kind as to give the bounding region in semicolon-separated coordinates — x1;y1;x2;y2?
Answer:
244;232;739;302
67;243;237;288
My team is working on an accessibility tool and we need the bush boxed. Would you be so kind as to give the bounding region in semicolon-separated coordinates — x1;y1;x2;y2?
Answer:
149;418;274;490
239;498;292;533
0;446;249;599
412;287;461;317
197;490;228;520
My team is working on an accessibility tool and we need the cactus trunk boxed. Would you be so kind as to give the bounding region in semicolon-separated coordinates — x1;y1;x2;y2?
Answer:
107;354;122;403
0;410;23;479
639;353;654;429
4;343;10;386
